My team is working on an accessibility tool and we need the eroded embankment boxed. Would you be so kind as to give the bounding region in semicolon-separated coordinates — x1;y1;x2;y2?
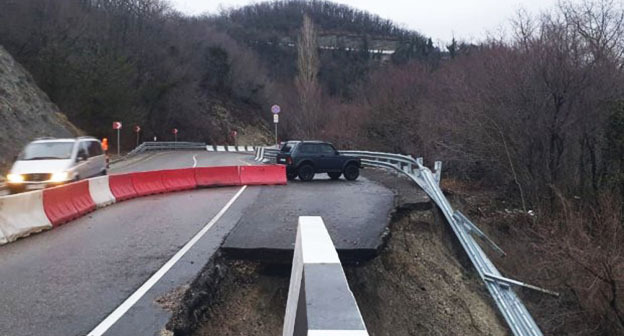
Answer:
165;170;508;336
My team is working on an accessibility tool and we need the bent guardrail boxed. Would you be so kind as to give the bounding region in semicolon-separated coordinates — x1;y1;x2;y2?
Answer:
283;216;369;336
338;149;551;336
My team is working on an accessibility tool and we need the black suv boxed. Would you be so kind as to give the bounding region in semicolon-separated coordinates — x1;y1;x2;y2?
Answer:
276;141;361;181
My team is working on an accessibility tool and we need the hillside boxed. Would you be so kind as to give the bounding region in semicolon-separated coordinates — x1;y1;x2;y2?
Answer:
214;1;438;97
0;0;273;148
0;45;80;170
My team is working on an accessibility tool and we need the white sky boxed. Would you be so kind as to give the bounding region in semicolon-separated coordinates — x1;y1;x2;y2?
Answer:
167;0;563;43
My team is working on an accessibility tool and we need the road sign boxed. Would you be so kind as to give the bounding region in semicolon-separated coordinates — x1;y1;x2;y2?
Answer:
232;130;237;137
112;122;122;156
273;114;279;123
172;128;178;135
134;126;141;146
271;105;281;114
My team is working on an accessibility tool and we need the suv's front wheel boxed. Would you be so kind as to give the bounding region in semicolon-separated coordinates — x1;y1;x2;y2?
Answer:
298;164;315;182
343;164;360;181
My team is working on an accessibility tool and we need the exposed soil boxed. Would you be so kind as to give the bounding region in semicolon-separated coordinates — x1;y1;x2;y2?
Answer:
165;168;509;336
346;207;507;336
167;256;289;336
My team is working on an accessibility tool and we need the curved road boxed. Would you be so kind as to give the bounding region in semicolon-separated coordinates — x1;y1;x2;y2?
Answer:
0;150;394;336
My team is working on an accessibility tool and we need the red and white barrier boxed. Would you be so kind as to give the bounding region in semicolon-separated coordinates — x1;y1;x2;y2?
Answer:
43;181;96;227
0;164;286;245
108;173;137;201
88;176;116;208
162;168;197;192
0;190;52;244
132;170;167;196
195;166;241;187
240;165;287;185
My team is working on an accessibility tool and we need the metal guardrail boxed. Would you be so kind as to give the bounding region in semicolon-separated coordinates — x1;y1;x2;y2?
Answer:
127;141;206;156
338;150;550;336
254;146;279;163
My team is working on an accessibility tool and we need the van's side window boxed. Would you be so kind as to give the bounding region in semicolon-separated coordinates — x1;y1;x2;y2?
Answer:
88;141;103;157
78;142;89;158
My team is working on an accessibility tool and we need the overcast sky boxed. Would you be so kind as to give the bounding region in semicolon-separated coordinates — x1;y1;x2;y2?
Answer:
168;0;563;43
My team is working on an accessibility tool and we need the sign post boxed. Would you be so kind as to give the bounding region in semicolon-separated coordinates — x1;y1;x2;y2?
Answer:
113;121;122;156
134;125;141;147
232;130;238;147
172;128;178;144
271;105;280;146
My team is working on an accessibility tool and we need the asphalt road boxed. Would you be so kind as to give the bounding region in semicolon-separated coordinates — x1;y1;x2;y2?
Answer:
0;150;395;336
222;175;394;262
0;151;248;336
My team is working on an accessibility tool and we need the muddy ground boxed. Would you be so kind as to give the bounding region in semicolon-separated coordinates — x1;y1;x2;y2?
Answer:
165;169;509;335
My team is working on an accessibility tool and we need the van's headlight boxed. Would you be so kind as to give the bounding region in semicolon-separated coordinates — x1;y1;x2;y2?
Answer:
7;174;24;183
50;172;70;182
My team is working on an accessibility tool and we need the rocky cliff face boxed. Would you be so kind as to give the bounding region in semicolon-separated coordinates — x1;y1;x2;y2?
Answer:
0;45;79;171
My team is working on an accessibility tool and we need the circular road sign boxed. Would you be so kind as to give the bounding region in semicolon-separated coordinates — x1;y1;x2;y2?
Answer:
172;128;178;135
134;125;141;133
271;105;281;114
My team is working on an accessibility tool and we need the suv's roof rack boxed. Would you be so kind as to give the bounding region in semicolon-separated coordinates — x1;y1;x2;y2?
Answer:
77;136;97;140
34;137;56;140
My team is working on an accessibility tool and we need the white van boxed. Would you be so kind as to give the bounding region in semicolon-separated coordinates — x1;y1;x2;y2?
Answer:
6;137;107;194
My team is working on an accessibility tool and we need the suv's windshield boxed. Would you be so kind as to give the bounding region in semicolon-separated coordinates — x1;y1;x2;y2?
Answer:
18;142;75;160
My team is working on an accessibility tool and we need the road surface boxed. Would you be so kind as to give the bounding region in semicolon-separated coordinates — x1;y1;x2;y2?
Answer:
0;150;394;336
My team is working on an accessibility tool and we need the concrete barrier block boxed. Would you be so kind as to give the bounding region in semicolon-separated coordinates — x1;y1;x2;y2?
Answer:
88;176;116;208
0;190;52;244
216;146;226;152
283;216;369;336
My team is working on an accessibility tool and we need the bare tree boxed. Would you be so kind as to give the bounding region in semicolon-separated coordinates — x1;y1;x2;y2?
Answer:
295;14;323;138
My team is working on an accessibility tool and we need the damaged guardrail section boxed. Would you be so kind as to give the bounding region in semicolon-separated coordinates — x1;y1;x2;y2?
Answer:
283;216;369;336
338;150;551;336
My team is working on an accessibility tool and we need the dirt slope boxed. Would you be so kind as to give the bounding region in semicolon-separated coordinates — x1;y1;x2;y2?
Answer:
0;45;79;171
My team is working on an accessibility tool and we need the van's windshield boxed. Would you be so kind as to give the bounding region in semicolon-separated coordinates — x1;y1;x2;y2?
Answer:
18;142;75;160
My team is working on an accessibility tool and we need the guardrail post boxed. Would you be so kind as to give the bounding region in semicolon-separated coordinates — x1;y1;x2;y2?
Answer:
434;161;442;184
283;217;369;336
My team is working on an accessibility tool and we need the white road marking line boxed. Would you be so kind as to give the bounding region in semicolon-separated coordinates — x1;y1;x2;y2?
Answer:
87;185;248;336
109;152;166;173
192;154;198;168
